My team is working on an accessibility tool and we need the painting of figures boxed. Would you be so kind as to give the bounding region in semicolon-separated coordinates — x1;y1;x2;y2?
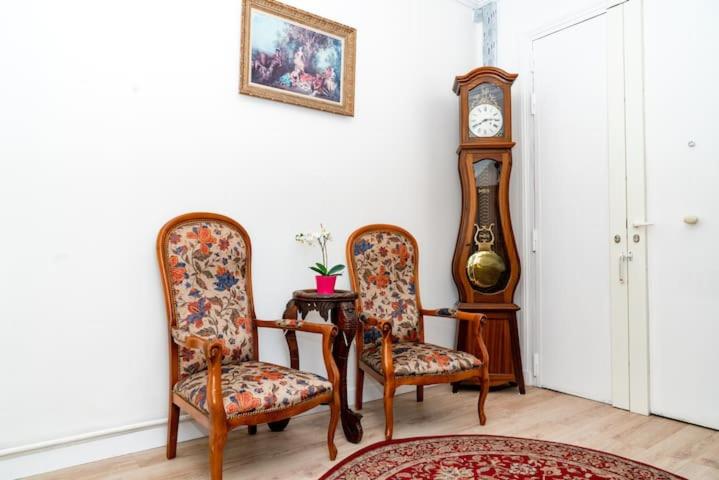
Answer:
240;0;356;116
251;11;342;102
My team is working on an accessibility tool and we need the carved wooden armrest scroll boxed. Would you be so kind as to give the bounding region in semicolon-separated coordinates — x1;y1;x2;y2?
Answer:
171;328;225;363
421;308;487;324
254;319;339;385
358;313;394;376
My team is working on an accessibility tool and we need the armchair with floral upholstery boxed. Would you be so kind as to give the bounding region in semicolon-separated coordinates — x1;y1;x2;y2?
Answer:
346;224;490;440
157;212;340;480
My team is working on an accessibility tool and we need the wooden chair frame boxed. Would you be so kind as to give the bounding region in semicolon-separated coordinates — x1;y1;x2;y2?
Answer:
346;224;490;440
157;212;340;480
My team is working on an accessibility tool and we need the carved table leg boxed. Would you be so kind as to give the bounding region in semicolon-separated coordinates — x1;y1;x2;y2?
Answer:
268;419;290;432
333;302;363;443
282;300;300;370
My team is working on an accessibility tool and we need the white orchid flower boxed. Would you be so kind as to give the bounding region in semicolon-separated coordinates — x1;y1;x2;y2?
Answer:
295;224;345;277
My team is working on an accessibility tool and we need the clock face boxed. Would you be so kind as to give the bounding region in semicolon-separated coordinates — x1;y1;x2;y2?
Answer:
469;104;503;137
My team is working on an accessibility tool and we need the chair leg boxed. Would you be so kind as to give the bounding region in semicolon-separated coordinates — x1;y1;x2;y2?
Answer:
478;367;489;426
416;385;424;402
451;382;460;393
209;428;227;480
355;367;364;410
166;402;180;460
248;425;257;435
327;391;340;460
383;384;395;440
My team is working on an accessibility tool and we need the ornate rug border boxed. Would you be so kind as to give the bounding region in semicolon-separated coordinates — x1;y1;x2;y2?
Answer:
318;434;687;480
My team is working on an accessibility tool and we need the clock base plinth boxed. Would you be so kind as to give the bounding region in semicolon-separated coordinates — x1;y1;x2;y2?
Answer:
455;306;525;395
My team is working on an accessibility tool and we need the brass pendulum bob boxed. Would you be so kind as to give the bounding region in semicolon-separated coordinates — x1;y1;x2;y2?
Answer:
466;223;506;288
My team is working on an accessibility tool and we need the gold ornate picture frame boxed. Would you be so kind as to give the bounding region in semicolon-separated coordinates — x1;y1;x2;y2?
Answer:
240;0;356;116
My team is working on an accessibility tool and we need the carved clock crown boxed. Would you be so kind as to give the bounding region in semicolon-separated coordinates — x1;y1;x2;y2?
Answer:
452;66;518;94
454;67;517;147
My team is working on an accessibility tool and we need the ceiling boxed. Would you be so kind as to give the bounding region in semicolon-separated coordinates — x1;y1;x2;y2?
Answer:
454;0;496;9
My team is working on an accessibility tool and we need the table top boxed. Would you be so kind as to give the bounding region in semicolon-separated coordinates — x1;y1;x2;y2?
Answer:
292;289;358;302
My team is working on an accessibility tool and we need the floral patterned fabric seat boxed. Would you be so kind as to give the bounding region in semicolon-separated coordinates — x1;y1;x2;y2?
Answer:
159;214;341;479
167;221;256;378
347;224;491;441
173;361;332;418
361;342;482;377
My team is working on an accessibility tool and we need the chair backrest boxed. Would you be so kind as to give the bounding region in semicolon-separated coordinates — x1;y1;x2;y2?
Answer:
157;213;257;380
346;224;423;346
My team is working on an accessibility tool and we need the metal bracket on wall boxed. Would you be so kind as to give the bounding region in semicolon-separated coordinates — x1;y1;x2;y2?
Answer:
474;1;497;66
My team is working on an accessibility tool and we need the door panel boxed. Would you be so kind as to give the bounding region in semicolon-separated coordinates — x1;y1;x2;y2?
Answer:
534;13;614;403
644;0;719;429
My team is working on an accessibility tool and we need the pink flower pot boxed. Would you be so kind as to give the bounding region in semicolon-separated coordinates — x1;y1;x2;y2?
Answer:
315;275;337;295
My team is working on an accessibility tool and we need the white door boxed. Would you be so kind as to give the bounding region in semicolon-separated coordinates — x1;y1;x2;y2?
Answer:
533;12;624;404
644;0;719;429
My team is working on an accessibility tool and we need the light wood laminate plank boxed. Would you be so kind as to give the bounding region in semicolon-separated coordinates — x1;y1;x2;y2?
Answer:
27;387;718;479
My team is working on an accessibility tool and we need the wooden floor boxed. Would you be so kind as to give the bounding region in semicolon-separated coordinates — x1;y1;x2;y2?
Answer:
30;387;719;479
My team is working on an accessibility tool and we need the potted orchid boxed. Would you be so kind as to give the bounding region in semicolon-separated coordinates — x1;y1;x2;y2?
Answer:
295;224;345;294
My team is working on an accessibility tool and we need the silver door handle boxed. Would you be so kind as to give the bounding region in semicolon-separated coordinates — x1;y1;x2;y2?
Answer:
632;220;654;228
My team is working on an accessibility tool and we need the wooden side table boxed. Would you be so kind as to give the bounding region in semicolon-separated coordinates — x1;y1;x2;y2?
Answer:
282;289;363;444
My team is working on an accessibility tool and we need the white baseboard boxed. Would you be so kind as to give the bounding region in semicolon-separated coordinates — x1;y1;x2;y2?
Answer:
0;381;506;478
0;380;459;479
0;380;508;479
0;417;206;479
0;384;410;479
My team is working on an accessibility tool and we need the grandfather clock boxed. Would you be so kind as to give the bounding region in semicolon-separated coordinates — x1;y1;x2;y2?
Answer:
452;67;525;393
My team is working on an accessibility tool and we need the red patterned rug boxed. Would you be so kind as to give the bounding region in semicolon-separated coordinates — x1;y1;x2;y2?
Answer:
320;435;686;480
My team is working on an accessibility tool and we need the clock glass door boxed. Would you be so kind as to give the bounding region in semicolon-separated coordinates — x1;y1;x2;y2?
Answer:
466;158;509;293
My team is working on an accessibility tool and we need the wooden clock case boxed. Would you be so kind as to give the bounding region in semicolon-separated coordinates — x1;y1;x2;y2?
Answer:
452;67;525;393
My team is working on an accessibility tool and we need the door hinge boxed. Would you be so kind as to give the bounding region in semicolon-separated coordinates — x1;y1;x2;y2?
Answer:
533;353;540;378
531;228;538;252
530;92;536;115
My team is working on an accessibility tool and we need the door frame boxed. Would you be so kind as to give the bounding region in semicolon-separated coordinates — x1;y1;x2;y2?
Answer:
520;0;649;414
620;0;650;416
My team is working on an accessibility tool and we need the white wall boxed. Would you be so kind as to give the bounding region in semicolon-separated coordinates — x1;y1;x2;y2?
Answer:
0;0;477;476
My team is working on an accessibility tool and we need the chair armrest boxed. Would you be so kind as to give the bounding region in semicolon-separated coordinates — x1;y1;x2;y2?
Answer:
421;308;489;366
170;328;226;421
254;319;340;391
421;308;487;324
254;318;337;337
358;313;395;377
358;313;393;332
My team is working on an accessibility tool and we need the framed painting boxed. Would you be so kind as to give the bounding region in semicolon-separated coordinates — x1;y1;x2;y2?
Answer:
240;0;356;116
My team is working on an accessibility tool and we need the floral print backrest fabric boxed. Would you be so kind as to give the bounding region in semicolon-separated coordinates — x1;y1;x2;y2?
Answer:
165;220;253;378
351;230;420;346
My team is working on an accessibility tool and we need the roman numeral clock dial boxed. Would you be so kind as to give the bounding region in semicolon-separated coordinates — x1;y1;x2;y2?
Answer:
469;104;503;137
